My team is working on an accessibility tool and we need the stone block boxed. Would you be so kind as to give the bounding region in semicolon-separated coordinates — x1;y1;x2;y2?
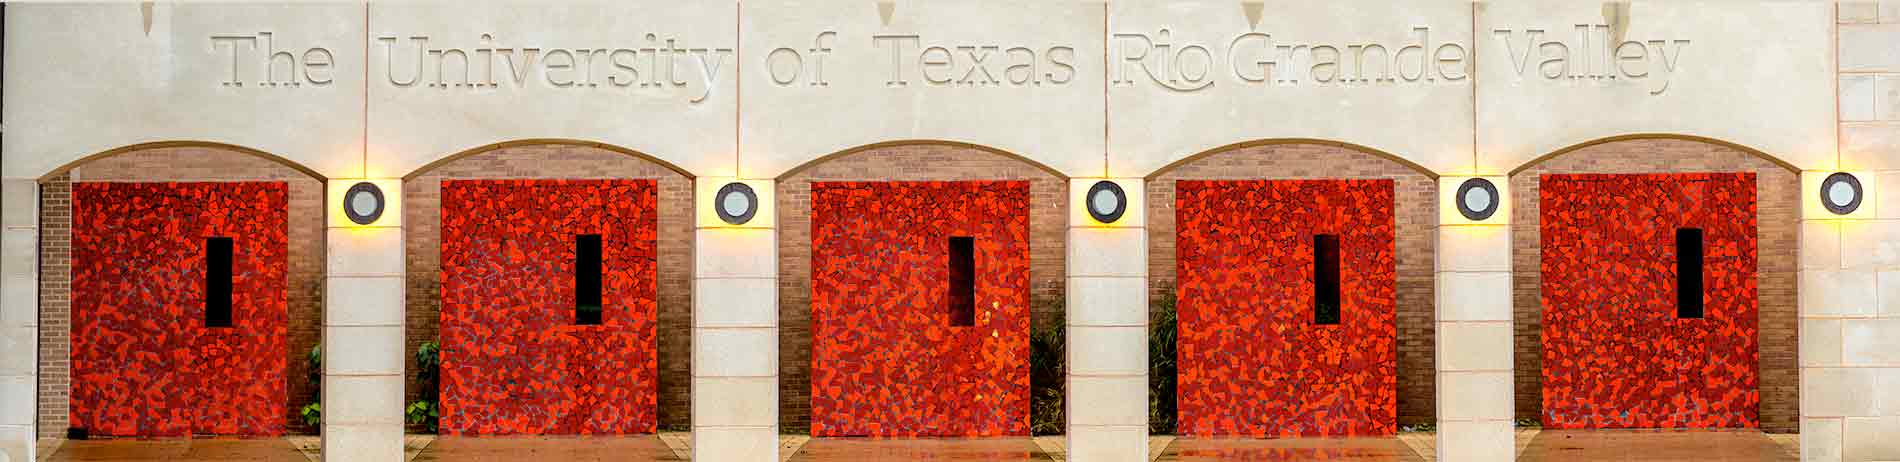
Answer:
1805;318;1844;367
0;424;32;462
1067;424;1147;462
0;275;36;328
0;376;31;426
694;278;777;328
0;181;36;229
1436;419;1512;462
1842;25;1900;72
695;229;776;279
1068;228;1146;278
1878;75;1900;121
327;228;403;277
693;327;777;377
1438;225;1510;272
1437;322;1512;372
1844;75;1877;122
1067;325;1147;376
1438;371;1512;421
692;426;777;462
1805;221;1844;270
693;377;776;427
1844;319;1900;366
325;277;404;326
1844;416;1900;462
1843;124;1900;172
1066;277;1148;327
0;328;33;377
323;375;403;425
1842;2;1880;23
1805;367;1878;417
321;422;404;462
1066;375;1145;426
324;325;404;376
1437;272;1512;322
1803;270;1879;317
1805;417;1844;462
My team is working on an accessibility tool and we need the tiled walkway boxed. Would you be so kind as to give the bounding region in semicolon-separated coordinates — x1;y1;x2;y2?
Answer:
412;435;682;461
786;438;1055;461
37;438;309;462
1154;436;1427;462
1517;429;1798;462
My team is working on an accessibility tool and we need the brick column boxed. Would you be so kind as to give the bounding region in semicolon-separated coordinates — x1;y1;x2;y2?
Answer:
322;180;405;462
1;180;40;462
1434;176;1514;461
1065;179;1147;462
691;179;778;461
1821;3;1900;461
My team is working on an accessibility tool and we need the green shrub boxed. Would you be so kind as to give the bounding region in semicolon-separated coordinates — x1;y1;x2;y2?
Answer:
1148;290;1178;435
303;343;322;430
1029;306;1066;436
299;403;321;428
407;340;441;432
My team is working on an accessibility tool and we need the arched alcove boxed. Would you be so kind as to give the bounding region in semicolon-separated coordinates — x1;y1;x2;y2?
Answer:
774;140;1069;435
1145;139;1440;432
1508;135;1799;432
401;139;694;432
38;141;328;436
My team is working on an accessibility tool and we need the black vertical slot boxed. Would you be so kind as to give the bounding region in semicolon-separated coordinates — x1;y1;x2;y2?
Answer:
1314;234;1341;325
948;237;975;326
1676;228;1704;319
576;234;603;325
206;237;233;328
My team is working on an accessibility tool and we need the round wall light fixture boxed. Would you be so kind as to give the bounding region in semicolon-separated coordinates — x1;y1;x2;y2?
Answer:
1455;177;1499;221
342;181;385;225
1086;180;1127;224
715;182;759;225
1821;172;1863;215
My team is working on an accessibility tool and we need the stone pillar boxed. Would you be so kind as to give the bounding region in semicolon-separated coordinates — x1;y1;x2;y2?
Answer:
691;179;779;461
1434;176;1515;461
1;180;40;462
322;180;406;462
1820;4;1900;461
1065;179;1147;462
1799;170;1898;462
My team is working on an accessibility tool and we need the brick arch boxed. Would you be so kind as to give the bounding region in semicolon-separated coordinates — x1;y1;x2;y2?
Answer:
401;142;695;429
39;141;330;183
37;143;327;435
1508;137;1800;432
1147;138;1441;181
1509;134;1801;176
775;139;1071;181
1146;141;1439;428
403;139;696;180
774;141;1068;432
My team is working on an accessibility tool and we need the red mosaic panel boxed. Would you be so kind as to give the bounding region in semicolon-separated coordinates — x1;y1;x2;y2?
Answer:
1540;173;1760;429
809;181;1031;437
438;179;658;436
1175;179;1397;437
71;182;289;437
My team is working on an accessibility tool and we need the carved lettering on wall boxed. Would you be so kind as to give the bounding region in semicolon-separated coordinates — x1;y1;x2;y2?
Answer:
373;33;733;103
869;34;1076;88
212;32;334;87
213;23;1690;97
1492;25;1688;95
1111;27;1468;92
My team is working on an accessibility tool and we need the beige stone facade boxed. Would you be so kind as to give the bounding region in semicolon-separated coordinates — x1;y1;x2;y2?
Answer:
0;1;1889;461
